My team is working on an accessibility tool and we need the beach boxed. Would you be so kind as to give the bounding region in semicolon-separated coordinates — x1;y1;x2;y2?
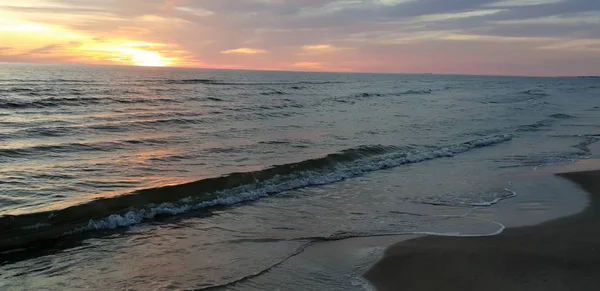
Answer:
366;165;600;291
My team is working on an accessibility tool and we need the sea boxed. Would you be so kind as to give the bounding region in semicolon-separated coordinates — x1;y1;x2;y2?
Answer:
0;63;599;290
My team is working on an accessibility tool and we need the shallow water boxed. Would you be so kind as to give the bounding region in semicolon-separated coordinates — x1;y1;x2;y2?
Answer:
1;64;599;290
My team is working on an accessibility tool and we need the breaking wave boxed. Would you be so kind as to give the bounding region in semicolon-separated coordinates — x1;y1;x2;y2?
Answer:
0;134;513;250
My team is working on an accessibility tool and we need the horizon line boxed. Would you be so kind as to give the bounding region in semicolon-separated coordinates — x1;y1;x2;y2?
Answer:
1;61;597;78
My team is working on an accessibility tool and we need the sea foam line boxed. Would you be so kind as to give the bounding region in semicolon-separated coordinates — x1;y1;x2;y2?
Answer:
78;134;514;232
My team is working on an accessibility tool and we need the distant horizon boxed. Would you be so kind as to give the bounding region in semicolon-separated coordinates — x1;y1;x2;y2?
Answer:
2;60;598;78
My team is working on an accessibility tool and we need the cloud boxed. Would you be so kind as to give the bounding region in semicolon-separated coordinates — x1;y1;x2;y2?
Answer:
487;0;562;7
301;44;352;54
175;6;214;17
303;44;335;51
0;0;599;75
220;48;268;54
540;39;600;52
293;62;323;69
27;43;67;55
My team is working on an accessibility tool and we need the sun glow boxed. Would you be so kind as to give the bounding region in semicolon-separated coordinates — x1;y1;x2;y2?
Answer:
0;10;181;67
123;49;173;67
76;41;178;67
131;51;168;66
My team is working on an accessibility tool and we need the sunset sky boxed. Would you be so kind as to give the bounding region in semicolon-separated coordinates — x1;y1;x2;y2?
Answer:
1;0;599;76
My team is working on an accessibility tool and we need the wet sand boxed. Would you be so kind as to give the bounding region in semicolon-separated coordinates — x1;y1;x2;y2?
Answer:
365;168;600;291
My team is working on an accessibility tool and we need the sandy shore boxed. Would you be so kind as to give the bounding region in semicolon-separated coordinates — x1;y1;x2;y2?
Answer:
365;168;600;291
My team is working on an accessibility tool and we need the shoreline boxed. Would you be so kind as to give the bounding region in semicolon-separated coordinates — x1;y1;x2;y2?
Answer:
365;167;600;290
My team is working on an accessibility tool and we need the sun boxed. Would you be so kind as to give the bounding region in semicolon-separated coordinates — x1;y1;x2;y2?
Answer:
73;40;179;67
130;50;172;67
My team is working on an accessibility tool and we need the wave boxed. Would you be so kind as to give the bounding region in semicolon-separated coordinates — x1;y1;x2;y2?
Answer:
549;113;575;119
0;96;188;109
163;79;346;86
0;97;104;109
0;116;208;140
334;89;434;103
519;89;549;97
164;78;216;85
105;96;181;104
356;92;385;98
0;79;93;83
359;89;433;98
393;89;433;95
516;119;554;132
0;88;85;95
573;136;600;155
0;126;74;140
482;89;550;104
260;90;287;96
1;93;187;110
0;88;47;94
0;136;173;159
0;134;513;250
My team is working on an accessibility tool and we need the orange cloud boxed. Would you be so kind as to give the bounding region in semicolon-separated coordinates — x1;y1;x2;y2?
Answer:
301;44;352;54
220;48;268;55
0;6;198;67
304;44;334;50
78;42;176;66
303;44;334;52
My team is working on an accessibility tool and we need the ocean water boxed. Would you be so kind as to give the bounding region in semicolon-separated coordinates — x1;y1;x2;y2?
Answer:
1;63;599;290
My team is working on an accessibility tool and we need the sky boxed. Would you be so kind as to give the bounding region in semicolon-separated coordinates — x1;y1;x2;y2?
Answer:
0;0;599;76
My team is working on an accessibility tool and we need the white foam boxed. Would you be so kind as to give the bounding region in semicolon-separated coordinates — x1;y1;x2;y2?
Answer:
80;135;514;232
420;184;517;208
367;207;510;238
351;276;377;291
409;221;506;237
407;185;516;237
470;187;517;207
